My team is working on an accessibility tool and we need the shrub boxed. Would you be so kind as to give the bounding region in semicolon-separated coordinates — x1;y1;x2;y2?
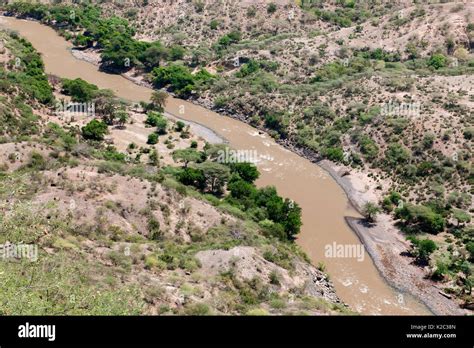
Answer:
269;270;280;285
169;45;185;61
428;54;447;70
145;112;164;127
183;303;210;315
217;31;241;48
267;3;277;14
463;127;474;140
323;147;344;162
27;152;47;170
209;19;219;30
246;308;269;316
147;133;158;145
175;120;186;132
384;143;411;168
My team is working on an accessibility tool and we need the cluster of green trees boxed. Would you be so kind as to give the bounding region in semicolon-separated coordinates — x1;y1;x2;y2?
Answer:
61;79;131;140
59;77;131;130
311;57;372;83
152;64;214;97
61;78;98;102
145;111;168;144
172;145;302;241
354;48;401;62
6;3;185;73
383;189;470;235
235;59;279;78
310;1;370;28
4;32;53;105
145;111;167;133
0;31;55;141
215;30;242;50
380;189;472;272
395;203;445;234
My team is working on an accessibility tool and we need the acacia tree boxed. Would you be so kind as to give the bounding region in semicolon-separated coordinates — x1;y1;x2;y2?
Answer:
172;149;202;168
116;109;129;128
140;43;168;70
93;90;120;125
362;202;380;222
150;90;168;111
196;162;230;194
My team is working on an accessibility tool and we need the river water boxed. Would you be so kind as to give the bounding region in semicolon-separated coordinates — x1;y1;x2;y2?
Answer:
0;16;430;315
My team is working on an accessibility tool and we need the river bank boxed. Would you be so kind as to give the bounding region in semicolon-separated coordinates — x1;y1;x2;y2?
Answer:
68;45;464;315
321;161;467;315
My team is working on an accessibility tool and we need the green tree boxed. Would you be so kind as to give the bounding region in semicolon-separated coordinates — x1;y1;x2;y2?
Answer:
362;202;380;222
229;162;260;183
396;204;445;234
195;162;230;194
217;31;241;48
228;178;256;199
100;35;139;72
93;90;121;125
116;109;129;128
152;64;195;97
428;54;447;70
172;149;202;168
150;90;168;111
145;112;164;126
408;237;437;265
155;117;168;135
82;119;108;141
177;167;206;189
281;199;302;240
139;43;168;70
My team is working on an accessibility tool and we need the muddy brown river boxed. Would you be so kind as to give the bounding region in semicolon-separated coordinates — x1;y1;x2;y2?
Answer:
1;16;430;314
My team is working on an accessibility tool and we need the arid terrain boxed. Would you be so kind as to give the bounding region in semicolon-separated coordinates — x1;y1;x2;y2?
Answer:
0;0;473;315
